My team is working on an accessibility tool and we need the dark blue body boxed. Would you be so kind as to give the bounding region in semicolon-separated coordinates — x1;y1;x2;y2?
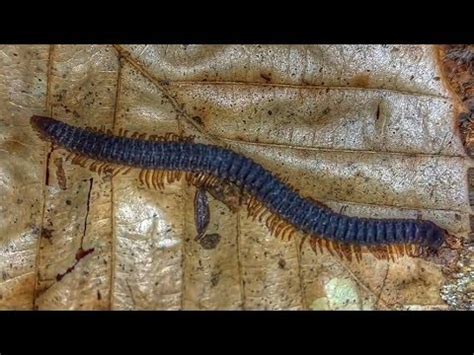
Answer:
35;116;446;249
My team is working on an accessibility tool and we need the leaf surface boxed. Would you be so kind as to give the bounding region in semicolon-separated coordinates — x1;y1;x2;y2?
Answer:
0;45;470;309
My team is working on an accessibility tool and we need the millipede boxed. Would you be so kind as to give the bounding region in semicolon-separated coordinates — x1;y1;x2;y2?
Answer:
31;115;456;262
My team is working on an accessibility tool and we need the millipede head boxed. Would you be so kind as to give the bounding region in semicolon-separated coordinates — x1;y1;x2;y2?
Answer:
415;220;446;249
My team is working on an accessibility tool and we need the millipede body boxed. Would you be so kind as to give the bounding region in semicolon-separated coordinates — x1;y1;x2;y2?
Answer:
31;115;449;261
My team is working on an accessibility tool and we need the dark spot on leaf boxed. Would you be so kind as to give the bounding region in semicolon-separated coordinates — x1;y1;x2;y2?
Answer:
192;115;203;125
198;233;221;250
41;228;54;241
76;247;94;262
210;272;220;287
194;188;210;238
278;258;286;269
260;73;272;82
56;247;95;282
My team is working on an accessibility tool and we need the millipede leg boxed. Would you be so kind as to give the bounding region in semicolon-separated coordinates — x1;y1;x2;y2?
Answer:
388;245;396;262
325;240;335;257
285;227;296;241
247;196;258;211
309;237;318;255
299;235;307;252
146;170;153;189
120;167;132;176
98;163;107;174
97;162;108;175
316;238;324;255
270;216;281;232
280;225;289;240
368;245;383;260
149;170;156;189
161;171;166;189
333;242;345;260
151;170;158;190
264;214;275;229
154;170;161;189
252;205;268;222
143;170;149;188
397;244;405;257
340;243;353;262
159;170;165;189
89;161;98;172
167;171;173;184
273;221;285;239
257;208;270;223
138;169;146;186
353;245;362;263
284;225;295;241
103;164;115;175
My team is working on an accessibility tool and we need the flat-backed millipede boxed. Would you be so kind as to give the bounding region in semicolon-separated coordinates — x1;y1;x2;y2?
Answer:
31;115;451;262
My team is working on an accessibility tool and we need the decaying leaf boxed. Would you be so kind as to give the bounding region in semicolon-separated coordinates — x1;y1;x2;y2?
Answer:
0;45;472;310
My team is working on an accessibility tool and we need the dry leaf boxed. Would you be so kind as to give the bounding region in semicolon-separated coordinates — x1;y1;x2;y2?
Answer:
0;45;471;310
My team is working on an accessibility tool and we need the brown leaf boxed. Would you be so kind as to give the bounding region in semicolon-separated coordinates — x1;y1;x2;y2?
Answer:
0;45;471;310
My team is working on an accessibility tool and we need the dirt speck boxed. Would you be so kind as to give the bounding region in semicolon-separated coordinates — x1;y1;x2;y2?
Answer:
198;233;221;250
41;228;54;241
210;272;221;287
278;258;286;269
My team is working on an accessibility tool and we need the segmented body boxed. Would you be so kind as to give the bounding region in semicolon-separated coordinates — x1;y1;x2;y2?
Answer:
31;115;447;256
